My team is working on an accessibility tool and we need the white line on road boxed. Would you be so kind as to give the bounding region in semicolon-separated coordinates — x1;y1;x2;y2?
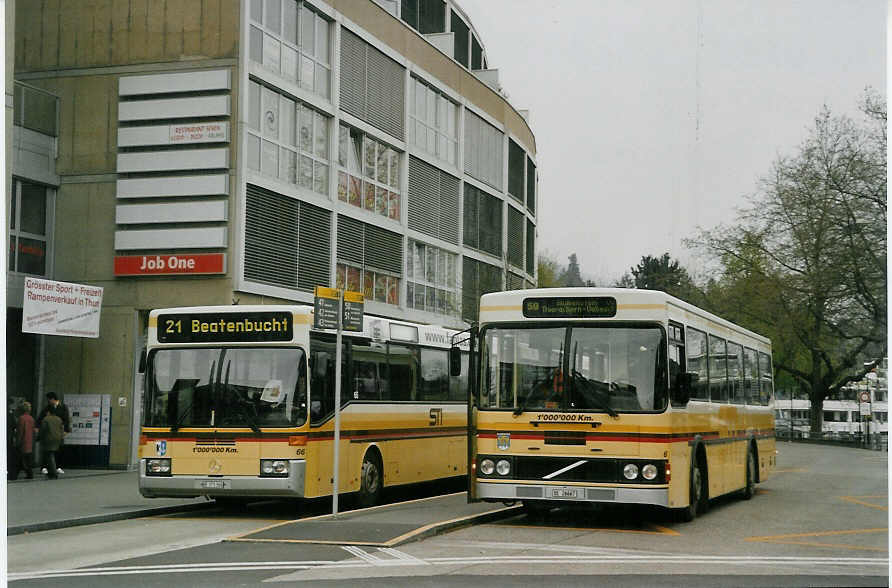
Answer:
9;555;888;581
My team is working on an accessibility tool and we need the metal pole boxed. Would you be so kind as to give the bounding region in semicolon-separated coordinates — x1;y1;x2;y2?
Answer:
332;289;343;517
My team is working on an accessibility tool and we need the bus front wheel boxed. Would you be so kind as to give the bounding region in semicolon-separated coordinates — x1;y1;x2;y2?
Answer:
677;456;705;522
358;451;383;507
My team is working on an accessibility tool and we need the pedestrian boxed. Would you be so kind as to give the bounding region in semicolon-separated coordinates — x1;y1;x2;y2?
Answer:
36;392;70;475
16;402;35;479
38;407;64;480
7;397;19;480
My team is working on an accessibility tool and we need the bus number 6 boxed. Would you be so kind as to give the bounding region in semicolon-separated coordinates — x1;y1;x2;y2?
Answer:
429;408;443;427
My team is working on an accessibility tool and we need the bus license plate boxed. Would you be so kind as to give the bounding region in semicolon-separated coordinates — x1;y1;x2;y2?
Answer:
550;487;579;499
198;479;228;490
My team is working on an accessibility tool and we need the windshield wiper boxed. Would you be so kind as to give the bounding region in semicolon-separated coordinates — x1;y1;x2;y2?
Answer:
570;370;618;418
513;368;561;416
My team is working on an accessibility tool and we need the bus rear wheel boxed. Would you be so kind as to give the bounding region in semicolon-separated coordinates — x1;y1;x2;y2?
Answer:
358;451;383;507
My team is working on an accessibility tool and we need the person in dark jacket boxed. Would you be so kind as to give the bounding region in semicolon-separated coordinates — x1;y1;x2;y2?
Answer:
38;408;64;480
36;392;70;475
16;402;35;479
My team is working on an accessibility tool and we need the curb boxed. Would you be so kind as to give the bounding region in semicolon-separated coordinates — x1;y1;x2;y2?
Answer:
389;504;523;547
7;501;214;536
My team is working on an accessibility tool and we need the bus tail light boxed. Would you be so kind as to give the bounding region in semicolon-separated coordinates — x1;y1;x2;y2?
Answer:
665;463;671;482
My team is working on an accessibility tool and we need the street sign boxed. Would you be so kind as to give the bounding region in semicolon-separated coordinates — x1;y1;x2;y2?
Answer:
313;287;363;331
860;391;871;403
313;286;340;330
342;290;364;332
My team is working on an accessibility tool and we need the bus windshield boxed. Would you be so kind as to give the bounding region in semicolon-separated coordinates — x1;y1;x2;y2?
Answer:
144;347;308;429
479;325;667;413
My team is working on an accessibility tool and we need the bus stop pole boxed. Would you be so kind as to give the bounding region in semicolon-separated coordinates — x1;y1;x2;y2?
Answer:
332;289;343;517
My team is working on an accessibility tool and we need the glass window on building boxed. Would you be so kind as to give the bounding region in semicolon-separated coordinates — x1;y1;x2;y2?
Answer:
336;215;402;305
406;239;458;316
463;183;502;257
247;80;330;197
408;77;457;167
464;111;504;190
401;0;446;34
450;10;469;67
337;125;401;221
9;179;50;275
249;0;331;99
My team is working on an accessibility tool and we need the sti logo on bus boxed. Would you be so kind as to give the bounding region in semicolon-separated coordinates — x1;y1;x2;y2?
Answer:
157;312;293;343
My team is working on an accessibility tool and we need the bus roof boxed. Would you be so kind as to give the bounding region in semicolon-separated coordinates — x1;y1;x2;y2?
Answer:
479;287;770;347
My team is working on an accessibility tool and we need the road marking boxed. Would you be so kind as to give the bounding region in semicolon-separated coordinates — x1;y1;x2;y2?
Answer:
9;555;888;581
746;528;888;552
341;546;382;564
225;491;469;542
490;521;680;536
840;495;888;511
773;468;808;474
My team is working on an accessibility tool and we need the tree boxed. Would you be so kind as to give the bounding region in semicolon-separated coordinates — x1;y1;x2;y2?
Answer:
689;91;887;433
616;253;699;303
537;251;563;287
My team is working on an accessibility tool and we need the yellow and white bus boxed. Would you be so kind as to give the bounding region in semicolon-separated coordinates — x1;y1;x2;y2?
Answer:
138;305;468;507
462;288;775;520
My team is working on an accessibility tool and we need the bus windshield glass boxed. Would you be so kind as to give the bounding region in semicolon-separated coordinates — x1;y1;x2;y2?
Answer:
479;325;667;413
144;347;308;428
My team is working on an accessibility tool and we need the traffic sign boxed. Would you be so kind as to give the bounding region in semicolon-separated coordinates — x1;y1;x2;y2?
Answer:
342;290;364;332
313;287;364;331
313;286;340;330
860;391;871;403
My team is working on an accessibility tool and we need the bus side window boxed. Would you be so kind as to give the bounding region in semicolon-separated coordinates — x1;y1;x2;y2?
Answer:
708;334;728;403
685;327;708;400
743;347;758;404
668;323;685;406
420;348;449;401
727;342;744;404
449;352;469;401
387;343;419;401
759;351;773;405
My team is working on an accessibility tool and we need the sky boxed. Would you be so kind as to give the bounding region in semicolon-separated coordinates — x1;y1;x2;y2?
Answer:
457;0;887;283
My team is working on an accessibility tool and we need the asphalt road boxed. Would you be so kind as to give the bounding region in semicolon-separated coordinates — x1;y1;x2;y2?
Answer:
8;442;889;587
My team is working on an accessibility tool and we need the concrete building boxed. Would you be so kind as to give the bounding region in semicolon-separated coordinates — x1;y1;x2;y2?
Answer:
8;0;538;468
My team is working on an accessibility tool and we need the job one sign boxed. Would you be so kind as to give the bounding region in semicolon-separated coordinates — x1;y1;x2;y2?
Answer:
114;253;225;276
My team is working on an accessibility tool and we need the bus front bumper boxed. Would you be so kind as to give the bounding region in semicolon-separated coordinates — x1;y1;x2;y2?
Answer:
476;481;669;507
139;459;306;499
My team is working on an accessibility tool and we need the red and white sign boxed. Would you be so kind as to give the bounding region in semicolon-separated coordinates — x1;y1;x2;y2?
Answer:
169;122;227;144
114;253;226;276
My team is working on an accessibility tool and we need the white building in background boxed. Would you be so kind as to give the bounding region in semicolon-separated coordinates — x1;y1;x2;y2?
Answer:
775;358;888;440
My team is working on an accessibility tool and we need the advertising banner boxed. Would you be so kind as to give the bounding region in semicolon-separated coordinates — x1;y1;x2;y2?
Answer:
22;277;104;338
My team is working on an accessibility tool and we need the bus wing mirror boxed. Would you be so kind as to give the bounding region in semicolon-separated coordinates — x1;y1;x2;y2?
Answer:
449;347;462;377
138;348;147;374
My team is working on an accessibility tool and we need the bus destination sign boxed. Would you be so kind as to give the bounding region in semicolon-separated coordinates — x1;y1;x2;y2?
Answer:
157;312;294;343
522;297;617;319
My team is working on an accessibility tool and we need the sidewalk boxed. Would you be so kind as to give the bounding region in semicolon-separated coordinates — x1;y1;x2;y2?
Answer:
6;469;211;535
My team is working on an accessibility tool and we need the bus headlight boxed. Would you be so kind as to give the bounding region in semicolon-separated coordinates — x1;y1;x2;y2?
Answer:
496;459;511;476
641;464;658;481
260;459;289;478
622;463;639;480
479;459;495;475
146;458;171;476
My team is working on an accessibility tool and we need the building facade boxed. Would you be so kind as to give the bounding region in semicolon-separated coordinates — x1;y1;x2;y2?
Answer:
9;0;538;467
